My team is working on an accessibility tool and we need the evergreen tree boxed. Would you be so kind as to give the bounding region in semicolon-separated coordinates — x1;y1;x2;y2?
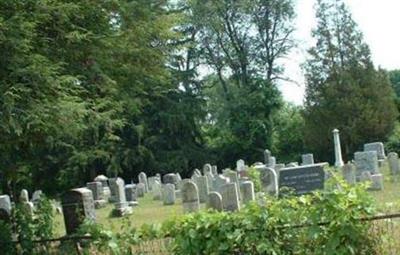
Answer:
303;0;398;162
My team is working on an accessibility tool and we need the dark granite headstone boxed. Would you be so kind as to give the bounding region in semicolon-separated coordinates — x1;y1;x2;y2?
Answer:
61;188;96;235
278;163;326;196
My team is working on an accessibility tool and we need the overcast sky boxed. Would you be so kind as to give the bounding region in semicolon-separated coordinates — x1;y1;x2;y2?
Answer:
279;0;400;105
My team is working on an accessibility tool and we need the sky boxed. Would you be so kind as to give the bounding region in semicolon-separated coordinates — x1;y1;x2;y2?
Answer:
279;0;400;105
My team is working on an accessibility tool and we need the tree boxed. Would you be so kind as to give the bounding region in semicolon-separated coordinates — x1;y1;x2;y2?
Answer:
303;0;398;162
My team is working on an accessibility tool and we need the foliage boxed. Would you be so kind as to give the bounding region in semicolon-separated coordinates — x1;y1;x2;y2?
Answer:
385;122;400;154
247;167;262;192
303;0;398;163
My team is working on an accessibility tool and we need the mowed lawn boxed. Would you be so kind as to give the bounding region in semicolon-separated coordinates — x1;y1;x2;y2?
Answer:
53;163;400;237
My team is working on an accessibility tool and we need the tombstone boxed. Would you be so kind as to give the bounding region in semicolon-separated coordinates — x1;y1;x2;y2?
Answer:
354;151;379;176
364;142;386;160
264;149;271;165
94;175;111;201
301;154;314;166
136;183;146;198
236;159;246;172
152;180;162;200
255;165;278;196
138;172;148;193
267;156;276;169
0;195;12;222
18;189;34;215
182;181;200;213
213;175;230;193
333;129;344;167
162;184;176;205
20;189;29;202
206;192;223;211
388;152;400;178
193;176;209;203
240;181;255;205
287;162;299;167
211;165;218;175
125;184;138;206
86;182;107;209
112;178;132;216
108;178;119;202
61;188;96;235
275;164;285;172
370;174;384;191
205;172;215;192
203;164;213;176
223;170;240;198
221;183;240;212
192;169;202;177
278;163;326;196
163;173;179;189
31;190;43;202
342;163;356;185
147;177;156;191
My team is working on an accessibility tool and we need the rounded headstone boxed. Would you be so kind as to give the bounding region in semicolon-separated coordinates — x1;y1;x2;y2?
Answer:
182;181;200;213
207;192;223;211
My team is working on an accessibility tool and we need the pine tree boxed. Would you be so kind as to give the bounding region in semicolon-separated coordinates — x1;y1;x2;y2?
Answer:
303;0;398;162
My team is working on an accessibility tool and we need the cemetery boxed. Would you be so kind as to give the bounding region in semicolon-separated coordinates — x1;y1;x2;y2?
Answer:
1;0;400;254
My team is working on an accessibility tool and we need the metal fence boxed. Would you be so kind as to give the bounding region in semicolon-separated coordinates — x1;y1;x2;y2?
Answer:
3;213;400;254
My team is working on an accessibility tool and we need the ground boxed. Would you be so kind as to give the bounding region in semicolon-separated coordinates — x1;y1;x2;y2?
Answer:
53;163;400;237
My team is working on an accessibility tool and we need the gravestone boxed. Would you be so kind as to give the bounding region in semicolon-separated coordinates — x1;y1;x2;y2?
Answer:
207;192;223;211
255;165;278;196
370;174;384;190
203;164;213;176
275;164;285;172
138;172;148;193
112;178;132;216
333;129;344;167
61;188;96;235
221;183;240;212
125;184;138;206
278;163;326;196
20;189;29;202
87;182;106;209
264;149;271;165
148;177;157;191
342;163;356;185
182;181;200;213
163;173;178;189
152;180;162;200
388;152;400;177
268;156;276;169
94;175;111;201
236;159;246;172
240;181;255;205
211;165;218;175
301;154;314;166
287;162;299;167
205;172;215;192
136;183;146;198
213;175;230;193
108;178;119;202
19;189;34;215
364;142;386;160
223;170;240;199
162;184;176;205
354;151;379;176
0;195;12;222
193;176;209;203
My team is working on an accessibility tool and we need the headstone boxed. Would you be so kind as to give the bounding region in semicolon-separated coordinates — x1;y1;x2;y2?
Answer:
112;178;132;216
333;129;344;167
20;189;29;202
240;181;255;205
87;182;107;209
342;162;356;185
223;170;240;198
264;149;271;165
136;183;146;198
211;165;218;175
163;173;178;188
31;190;43;203
192;169;202;177
354;151;379;176
152;180;162;200
61;188;96;235
278;163;326;196
213;175;230;193
370;174;384;190
206;192;223;211
125;184;138;206
255;165;278;195
205;172;215;192
148;176;157;191
221;183;240;212
138;172;148;193
193;176;209;203
203;164;213;176
176;173;183;190
301;154;314;165
364;142;386;160
388;152;400;177
108;177;119;202
94;175;111;201
162;184;176;205
182;181;200;213
0;195;12;222
236;159;246;172
287;162;298;167
268;156;276;169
